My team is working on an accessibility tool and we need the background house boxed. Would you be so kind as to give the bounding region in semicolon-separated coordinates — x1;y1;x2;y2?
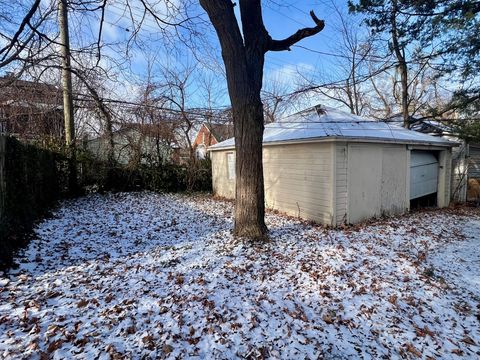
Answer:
87;122;181;166
193;123;233;159
0;77;63;142
210;105;456;226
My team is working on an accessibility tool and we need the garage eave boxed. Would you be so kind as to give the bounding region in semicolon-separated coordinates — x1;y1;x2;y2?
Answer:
208;135;457;152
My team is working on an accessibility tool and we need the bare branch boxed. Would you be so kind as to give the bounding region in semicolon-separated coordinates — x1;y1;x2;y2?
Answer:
0;0;41;62
268;11;325;51
95;0;107;66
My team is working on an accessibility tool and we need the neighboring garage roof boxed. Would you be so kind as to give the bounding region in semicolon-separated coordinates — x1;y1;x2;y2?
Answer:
209;105;457;150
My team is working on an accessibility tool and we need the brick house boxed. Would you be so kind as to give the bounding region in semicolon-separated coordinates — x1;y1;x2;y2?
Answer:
0;77;64;142
193;123;233;159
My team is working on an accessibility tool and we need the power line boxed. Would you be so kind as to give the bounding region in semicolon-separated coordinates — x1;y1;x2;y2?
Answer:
265;61;397;101
293;45;391;63
265;4;310;28
72;91;231;119
294;44;447;67
263;4;448;69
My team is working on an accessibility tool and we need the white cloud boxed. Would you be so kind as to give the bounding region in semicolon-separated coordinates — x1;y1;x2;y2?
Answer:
265;62;315;85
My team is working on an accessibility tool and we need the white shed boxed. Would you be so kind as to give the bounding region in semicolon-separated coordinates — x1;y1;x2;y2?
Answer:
209;106;457;226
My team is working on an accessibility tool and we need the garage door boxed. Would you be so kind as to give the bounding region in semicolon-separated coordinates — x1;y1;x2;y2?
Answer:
410;151;438;200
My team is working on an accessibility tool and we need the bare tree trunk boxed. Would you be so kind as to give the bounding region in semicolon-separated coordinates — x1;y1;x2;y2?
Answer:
345;79;355;114
200;0;324;240
398;63;409;127
391;0;409;128
232;95;267;238
351;54;360;115
58;0;77;193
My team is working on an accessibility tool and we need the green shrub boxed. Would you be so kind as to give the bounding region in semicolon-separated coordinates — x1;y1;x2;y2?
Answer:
78;149;212;193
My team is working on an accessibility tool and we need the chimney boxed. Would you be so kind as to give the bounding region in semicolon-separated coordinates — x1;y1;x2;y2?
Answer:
314;104;326;116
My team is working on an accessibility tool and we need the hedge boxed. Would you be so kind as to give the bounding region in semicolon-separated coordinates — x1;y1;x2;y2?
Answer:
0;136;67;268
0;138;213;269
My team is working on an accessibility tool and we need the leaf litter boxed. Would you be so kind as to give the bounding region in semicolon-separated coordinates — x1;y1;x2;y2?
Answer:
0;192;479;359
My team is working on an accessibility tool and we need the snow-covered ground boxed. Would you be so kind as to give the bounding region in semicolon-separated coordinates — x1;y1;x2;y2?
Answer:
0;192;479;359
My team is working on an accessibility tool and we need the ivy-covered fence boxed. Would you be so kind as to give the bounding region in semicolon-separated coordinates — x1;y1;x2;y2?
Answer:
0;136;213;269
0;136;65;268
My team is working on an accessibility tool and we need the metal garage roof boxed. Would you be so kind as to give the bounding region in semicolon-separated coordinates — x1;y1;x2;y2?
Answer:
210;105;457;150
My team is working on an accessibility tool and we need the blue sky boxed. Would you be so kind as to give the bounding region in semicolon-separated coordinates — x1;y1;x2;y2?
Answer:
86;1;364;103
51;0;370;110
262;1;355;80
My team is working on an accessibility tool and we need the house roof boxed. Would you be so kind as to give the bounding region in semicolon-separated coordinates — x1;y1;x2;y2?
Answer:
0;76;62;109
205;123;233;142
86;121;183;149
385;113;455;137
210;105;457;150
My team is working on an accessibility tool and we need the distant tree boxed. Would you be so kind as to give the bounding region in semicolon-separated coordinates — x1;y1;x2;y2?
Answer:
350;0;480;119
262;77;293;123
199;0;325;240
312;3;375;116
413;0;480;119
365;59;447;121
132;79;177;166
405;0;480;79
157;65;199;163
0;0;55;70
349;0;418;127
452;95;480;143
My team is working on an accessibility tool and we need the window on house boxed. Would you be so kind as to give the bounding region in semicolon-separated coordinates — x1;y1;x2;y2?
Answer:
227;152;235;180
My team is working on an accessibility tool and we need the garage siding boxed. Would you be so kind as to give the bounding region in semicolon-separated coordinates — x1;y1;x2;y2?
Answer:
438;149;452;207
212;141;450;226
263;143;334;224
451;144;468;202
335;143;348;225
211;143;335;225
211;150;235;198
345;143;408;224
446;150;452;202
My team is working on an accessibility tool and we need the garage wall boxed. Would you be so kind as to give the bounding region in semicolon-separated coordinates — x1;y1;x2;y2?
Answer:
211;150;236;198
437;149;452;207
263;142;334;224
338;143;409;224
211;142;335;225
334;143;348;224
212;141;452;226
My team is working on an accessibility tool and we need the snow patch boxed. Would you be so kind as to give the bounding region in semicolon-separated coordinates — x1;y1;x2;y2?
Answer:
0;193;479;359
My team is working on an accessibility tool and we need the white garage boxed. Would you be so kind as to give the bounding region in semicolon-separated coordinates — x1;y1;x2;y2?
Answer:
209;106;456;226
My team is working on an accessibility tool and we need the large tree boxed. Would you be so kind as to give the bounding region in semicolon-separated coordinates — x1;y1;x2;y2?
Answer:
199;0;325;239
412;0;480;117
350;0;480;118
348;0;419;128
